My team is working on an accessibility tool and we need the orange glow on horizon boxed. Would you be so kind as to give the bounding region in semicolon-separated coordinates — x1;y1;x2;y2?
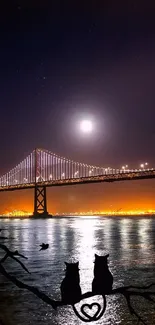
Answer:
1;208;155;217
0;180;155;216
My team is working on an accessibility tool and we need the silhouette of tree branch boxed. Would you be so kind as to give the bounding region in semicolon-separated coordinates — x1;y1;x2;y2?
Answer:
0;262;58;309
111;284;155;325
0;244;155;324
0;244;29;274
0;244;58;309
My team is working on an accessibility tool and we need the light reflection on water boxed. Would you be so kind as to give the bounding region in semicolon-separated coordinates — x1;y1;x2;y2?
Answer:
0;216;155;324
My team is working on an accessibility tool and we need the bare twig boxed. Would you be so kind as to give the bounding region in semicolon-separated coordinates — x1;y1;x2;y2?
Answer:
0;244;29;274
0;244;27;259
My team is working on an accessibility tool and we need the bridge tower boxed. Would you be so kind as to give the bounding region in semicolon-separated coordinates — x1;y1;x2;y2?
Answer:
33;149;49;217
33;186;48;217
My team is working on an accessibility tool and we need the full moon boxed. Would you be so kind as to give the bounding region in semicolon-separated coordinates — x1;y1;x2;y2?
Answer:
80;120;93;133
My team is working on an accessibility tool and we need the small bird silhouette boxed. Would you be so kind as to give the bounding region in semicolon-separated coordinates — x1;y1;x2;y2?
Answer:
39;243;49;251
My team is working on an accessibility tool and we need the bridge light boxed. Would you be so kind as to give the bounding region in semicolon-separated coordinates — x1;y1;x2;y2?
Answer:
140;164;144;168
49;174;52;180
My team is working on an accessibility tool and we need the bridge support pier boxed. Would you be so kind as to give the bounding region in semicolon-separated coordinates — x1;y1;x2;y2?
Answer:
33;186;49;217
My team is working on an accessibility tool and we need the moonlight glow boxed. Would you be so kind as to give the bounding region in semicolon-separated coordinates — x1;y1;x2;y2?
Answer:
80;120;93;133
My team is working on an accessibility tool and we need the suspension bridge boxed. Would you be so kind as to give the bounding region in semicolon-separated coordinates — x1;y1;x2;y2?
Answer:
0;148;155;216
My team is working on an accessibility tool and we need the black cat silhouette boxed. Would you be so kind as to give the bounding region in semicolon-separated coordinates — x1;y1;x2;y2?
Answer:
92;254;113;294
61;262;82;304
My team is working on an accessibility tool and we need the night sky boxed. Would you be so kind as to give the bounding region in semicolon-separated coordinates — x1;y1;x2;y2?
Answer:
0;1;155;214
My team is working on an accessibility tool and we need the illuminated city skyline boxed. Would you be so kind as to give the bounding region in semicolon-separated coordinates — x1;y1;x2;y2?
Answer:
1;208;155;218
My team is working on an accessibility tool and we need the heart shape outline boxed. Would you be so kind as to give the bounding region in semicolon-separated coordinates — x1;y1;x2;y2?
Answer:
72;294;106;322
81;303;101;320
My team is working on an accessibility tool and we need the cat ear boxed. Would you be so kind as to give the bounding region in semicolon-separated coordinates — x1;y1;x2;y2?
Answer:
95;253;98;258
65;262;69;266
105;254;109;258
76;261;79;266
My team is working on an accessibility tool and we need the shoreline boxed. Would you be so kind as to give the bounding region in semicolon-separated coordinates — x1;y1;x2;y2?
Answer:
0;214;155;219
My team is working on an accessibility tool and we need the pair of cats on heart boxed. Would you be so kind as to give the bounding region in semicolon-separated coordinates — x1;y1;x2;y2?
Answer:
61;253;113;304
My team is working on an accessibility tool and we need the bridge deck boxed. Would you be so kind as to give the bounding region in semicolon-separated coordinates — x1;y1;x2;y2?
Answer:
0;170;155;192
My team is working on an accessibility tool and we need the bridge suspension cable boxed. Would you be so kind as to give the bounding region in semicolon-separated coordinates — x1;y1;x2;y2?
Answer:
0;148;113;187
0;148;154;190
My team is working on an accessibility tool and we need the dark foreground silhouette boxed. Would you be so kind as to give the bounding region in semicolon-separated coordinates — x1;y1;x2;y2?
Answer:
61;262;82;304
92;253;113;294
39;243;49;251
0;243;155;324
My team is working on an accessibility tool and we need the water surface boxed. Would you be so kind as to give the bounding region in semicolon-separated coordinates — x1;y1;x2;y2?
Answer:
0;216;155;324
